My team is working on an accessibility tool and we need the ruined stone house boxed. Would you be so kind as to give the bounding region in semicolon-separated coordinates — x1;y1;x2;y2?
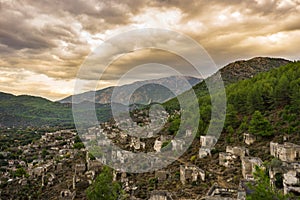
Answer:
205;183;238;199
219;152;237;168
241;157;263;180
200;136;217;147
113;171;128;183
199;136;217;158
171;139;185;152
243;133;256;145
130;137;145;150
270;142;300;162
180;165;205;185
226;146;248;158
154;136;165;152
199;148;212;159
283;169;300;195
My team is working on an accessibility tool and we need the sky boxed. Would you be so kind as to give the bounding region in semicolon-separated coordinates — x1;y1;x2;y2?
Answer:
0;0;300;101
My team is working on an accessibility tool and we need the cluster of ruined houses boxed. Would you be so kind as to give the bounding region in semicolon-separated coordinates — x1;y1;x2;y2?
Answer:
83;119;193;172
0;130;105;200
82;111;300;200
1;108;300;200
270;140;300;195
114;109;170;138
1;131;74;183
139;133;300;200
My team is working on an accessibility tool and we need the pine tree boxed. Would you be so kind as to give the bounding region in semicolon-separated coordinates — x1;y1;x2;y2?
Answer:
249;111;273;137
86;166;122;200
274;74;290;106
247;167;289;200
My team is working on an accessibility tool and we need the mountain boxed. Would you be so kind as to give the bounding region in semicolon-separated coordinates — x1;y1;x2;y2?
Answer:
219;57;290;84
0;93;112;128
0;92;72;127
59;76;202;105
156;60;300;198
0;57;291;128
165;57;291;111
88;59;297;199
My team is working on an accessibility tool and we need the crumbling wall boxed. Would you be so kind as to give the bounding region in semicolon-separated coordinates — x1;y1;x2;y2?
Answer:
270;142;300;162
180;165;205;185
241;157;263;180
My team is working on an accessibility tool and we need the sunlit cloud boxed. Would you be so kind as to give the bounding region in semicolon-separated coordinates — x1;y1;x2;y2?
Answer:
0;0;299;100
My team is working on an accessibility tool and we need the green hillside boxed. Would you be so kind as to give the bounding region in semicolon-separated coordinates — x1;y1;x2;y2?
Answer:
164;57;290;112
0;93;112;128
164;61;300;142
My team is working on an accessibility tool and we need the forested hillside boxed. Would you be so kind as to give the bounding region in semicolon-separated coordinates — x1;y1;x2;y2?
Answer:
165;61;300;142
0;93;112;128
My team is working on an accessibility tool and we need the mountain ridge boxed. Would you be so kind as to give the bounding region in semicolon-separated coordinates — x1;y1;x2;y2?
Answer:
59;76;202;105
0;56;292;128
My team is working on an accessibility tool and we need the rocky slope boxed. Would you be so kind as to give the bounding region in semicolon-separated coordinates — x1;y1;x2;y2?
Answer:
59;76;202;105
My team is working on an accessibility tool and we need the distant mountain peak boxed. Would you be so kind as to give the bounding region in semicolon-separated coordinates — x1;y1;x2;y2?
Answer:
219;57;291;84
59;76;202;104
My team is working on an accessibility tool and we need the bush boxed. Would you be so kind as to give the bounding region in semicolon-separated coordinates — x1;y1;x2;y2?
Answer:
86;166;122;200
73;142;85;149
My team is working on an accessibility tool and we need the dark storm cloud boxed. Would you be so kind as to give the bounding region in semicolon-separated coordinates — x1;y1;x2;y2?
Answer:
0;0;299;100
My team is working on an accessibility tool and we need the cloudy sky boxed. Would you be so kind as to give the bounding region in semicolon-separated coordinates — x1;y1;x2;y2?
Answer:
0;0;299;101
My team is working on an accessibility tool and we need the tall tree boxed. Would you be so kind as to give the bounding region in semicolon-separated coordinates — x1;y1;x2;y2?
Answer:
249;111;273;137
246;85;264;113
247;167;289;200
86;166;122;200
290;78;300;113
274;74;290;106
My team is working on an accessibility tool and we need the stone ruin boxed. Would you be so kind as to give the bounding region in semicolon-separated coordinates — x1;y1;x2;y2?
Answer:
180;165;205;185
113;171;128;183
205;183;238;199
226;146;248;158
269;166;284;188
243;133;256;145
185;129;192;137
148;190;174;200
238;180;254;200
154;139;163;152
155;170;171;182
219;146;249;168
283;169;300;195
199;136;217;158
201;136;217;147
60;189;75;200
199;148;212;159
219;152;237;168
269;162;300;195
130;137;145;150
171;139;185;152
241;157;263;180
113;170;137;192
270;142;300;162
154;136;169;152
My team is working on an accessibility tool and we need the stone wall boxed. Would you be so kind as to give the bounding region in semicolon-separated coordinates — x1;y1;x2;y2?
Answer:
241;157;263;180
243;133;256;145
283;169;300;195
180;165;205;185
226;146;248;158
270;142;300;162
